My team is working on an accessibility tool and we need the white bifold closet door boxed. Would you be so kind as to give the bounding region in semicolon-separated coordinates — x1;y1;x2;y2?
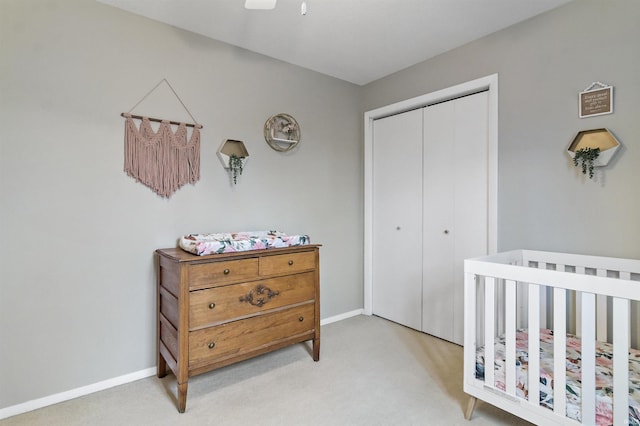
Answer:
372;91;488;345
422;92;488;345
372;109;423;331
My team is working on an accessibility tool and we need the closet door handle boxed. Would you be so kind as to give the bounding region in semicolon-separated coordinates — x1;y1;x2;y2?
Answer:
444;230;449;234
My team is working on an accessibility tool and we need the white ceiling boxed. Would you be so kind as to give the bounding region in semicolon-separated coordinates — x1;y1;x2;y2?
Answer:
98;0;571;86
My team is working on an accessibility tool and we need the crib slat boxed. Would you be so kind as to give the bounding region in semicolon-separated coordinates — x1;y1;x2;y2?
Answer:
620;271;633;346
575;266;585;338
528;283;540;407
632;301;639;350
556;264;572;335
581;292;596;425
505;280;517;396
596;268;607;342
476;278;485;344
575;292;582;338
496;279;505;337
485;277;496;389
553;287;567;417
463;272;477;387
620;267;640;351
613;297;630;426
539;262;548;329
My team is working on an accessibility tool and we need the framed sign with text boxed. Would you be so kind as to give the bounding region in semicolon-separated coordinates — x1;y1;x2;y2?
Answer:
579;82;613;118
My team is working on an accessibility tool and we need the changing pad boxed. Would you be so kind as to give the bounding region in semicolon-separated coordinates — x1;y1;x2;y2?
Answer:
179;231;310;256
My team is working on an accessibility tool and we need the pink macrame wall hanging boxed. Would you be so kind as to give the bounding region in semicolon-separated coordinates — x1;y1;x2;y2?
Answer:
121;79;203;198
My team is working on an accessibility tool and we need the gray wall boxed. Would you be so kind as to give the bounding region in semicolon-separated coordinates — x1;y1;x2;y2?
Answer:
0;0;362;409
1;0;639;413
363;0;640;259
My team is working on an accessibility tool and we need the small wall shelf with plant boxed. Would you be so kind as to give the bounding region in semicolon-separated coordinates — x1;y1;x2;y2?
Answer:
217;139;249;184
567;128;620;180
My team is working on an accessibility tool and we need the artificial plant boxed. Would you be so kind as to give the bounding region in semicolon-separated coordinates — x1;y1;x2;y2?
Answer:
229;154;244;184
573;147;600;179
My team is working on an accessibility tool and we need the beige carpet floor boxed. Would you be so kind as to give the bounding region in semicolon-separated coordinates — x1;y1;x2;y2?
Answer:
1;315;531;425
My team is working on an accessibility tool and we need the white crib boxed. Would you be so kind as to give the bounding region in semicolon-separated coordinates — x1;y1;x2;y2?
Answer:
463;250;640;425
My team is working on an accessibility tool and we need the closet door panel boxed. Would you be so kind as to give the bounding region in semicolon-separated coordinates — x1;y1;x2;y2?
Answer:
422;101;455;340
452;92;489;345
372;109;423;331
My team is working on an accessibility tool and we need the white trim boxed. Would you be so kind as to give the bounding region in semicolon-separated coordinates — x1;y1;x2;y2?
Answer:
363;74;499;315
0;367;156;420
320;309;364;326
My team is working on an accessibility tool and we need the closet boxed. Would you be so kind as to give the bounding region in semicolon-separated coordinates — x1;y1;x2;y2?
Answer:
371;91;489;345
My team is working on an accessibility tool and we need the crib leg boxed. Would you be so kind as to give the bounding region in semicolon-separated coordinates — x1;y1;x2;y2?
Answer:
464;396;477;420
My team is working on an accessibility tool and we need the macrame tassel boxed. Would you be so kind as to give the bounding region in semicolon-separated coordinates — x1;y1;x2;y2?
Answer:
123;114;200;198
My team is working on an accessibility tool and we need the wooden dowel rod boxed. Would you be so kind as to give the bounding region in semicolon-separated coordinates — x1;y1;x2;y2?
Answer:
121;113;202;129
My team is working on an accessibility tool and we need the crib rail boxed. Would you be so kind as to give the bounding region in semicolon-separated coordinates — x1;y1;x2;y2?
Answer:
464;250;640;425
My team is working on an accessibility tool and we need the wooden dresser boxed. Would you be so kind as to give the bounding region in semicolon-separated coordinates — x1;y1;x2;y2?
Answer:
155;245;320;412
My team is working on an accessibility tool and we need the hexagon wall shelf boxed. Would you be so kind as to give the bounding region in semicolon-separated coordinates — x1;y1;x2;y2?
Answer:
217;139;249;169
567;128;620;167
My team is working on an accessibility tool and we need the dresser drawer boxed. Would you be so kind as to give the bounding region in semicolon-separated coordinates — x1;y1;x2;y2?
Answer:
259;251;316;276
189;258;259;290
189;303;315;367
189;272;315;329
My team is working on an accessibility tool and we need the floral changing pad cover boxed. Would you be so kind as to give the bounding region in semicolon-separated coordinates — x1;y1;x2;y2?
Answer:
179;231;310;256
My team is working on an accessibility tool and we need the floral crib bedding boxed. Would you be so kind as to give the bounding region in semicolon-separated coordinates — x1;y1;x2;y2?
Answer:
475;329;640;425
179;231;310;256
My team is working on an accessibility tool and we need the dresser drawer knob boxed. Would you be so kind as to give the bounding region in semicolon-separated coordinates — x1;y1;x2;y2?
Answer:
208;303;216;310
208;342;215;349
298;316;304;322
223;269;230;275
288;260;294;266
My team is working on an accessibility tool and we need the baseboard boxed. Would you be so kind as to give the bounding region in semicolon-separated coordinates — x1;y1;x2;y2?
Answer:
0;367;156;420
1;310;365;420
320;308;364;325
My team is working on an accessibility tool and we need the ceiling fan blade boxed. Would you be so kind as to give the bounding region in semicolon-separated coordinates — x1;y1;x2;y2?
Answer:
244;0;277;10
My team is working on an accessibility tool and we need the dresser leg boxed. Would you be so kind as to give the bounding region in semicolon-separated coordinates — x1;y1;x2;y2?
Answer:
157;353;167;378
312;337;320;361
177;382;188;413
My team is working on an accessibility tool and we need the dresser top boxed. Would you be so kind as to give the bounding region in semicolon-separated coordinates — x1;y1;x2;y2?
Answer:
157;244;321;263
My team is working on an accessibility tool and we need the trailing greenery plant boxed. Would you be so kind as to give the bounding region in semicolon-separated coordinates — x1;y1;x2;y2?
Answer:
573;147;600;179
229;154;244;184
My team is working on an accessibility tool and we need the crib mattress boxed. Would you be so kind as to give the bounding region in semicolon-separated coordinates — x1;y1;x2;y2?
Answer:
475;329;640;425
179;231;310;256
